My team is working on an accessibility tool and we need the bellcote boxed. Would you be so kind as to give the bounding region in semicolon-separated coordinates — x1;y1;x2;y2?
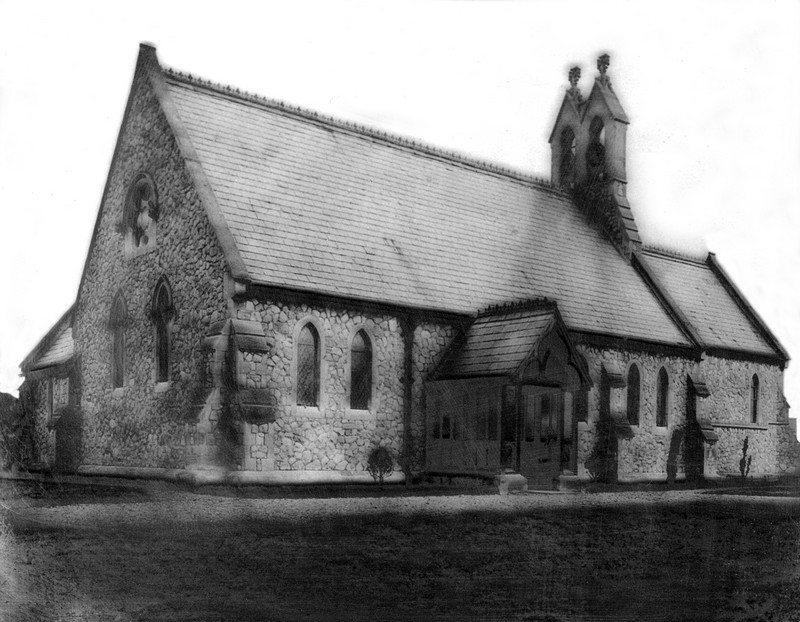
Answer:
548;54;640;258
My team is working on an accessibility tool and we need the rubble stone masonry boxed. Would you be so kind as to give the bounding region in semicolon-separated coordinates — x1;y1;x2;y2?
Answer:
232;299;458;474
75;73;227;468
576;345;795;479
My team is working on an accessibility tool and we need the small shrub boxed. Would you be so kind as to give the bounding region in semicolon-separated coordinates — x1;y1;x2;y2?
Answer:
366;446;394;485
740;436;753;484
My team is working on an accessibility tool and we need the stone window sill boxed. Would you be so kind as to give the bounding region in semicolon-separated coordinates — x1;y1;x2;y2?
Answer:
710;421;768;431
345;409;373;420
111;387;125;398
295;405;324;419
652;426;669;435
154;382;171;394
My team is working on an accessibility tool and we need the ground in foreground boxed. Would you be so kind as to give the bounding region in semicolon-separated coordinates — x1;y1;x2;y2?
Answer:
1;479;799;621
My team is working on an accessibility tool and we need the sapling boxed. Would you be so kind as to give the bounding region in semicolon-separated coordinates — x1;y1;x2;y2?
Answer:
739;437;752;485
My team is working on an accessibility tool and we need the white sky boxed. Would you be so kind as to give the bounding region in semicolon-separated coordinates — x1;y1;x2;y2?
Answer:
1;0;798;437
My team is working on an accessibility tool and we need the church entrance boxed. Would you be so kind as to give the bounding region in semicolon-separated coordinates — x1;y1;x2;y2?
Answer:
519;386;563;488
424;301;592;485
51;406;81;473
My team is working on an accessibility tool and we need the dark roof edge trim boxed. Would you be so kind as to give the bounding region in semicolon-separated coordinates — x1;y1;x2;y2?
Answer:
245;282;474;325
26;360;75;378
20;304;75;373
642;246;706;265
706;253;789;364
144;46;250;282
702;347;787;369
433;372;510;382
632;250;703;347
569;330;701;360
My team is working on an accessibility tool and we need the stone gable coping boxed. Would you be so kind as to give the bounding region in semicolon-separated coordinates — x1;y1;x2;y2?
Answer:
140;45;250;283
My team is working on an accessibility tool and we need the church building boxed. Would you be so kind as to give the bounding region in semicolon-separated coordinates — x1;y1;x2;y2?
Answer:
18;45;798;487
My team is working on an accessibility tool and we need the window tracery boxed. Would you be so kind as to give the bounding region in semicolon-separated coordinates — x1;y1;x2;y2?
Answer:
109;292;128;389
151;278;174;384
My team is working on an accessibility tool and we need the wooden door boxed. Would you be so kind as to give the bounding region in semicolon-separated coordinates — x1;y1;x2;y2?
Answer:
519;386;562;488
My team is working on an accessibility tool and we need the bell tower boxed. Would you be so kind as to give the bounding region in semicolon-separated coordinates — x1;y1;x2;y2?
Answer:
549;54;640;258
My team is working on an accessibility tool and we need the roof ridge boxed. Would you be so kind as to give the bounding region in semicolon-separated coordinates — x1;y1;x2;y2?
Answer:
161;66;564;193
477;298;557;318
642;245;707;264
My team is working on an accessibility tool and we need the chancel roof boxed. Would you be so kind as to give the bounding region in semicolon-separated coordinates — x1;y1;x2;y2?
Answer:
640;249;779;357
161;70;691;347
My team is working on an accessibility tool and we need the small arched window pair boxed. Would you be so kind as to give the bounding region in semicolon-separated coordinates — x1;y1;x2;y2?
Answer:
629;365;669;427
295;323;373;410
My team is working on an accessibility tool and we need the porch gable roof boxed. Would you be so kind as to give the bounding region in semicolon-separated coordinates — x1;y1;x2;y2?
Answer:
434;301;585;381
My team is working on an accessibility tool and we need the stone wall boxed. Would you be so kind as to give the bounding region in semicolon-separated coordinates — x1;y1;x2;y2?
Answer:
411;322;459;470
575;346;795;480
699;356;795;475
234;299;405;473
232;299;459;474
576;345;694;480
74;70;227;469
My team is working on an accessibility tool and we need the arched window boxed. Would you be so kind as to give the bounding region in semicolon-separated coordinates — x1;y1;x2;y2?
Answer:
297;323;320;406
559;127;577;187
586;116;606;182
151;278;174;384
751;374;759;423
656;368;669;427
350;330;372;410
627;363;640;425
109;293;128;388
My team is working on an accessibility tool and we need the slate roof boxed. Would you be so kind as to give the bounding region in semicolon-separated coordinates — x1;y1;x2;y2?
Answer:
162;71;691;347
640;249;775;356
436;306;557;378
22;306;74;372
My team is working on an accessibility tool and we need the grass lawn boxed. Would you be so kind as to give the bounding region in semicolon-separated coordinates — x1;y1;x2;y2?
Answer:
1;479;799;621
